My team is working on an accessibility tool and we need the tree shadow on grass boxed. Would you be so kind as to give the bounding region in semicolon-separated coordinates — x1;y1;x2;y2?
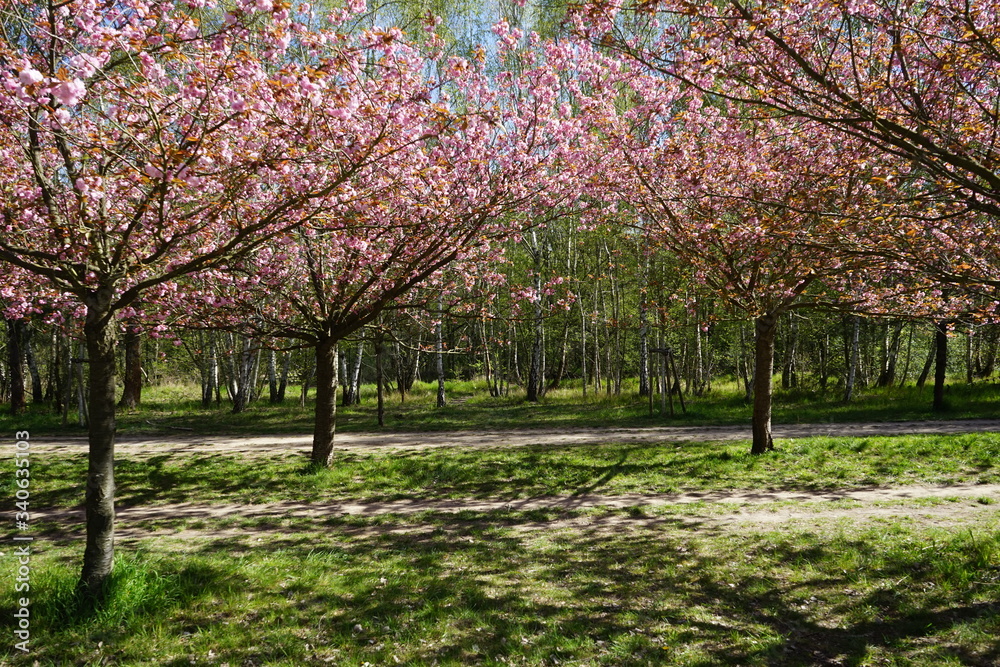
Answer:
167;514;995;665
10;510;997;666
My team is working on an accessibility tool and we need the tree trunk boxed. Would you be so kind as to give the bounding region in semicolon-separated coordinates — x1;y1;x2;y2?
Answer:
638;303;650;397
899;323;915;386
349;338;363;406
375;336;385;427
916;330;936;389
549;315;570;391
80;288;118;598
227;336;257;414
751;312;778;455
818;332;829;391
435;308;446;408
23;323;43;404
965;326;974;385
203;332;219;408
780;317;797;390
694;317;705;395
978;326;998;379
739;324;753;400
60;334;71;427
118;326;142;409
310;338;338;467
526;273;544;402
299;348;313;408
268;349;279;403
6;318;26;415
843;316;861;403
580;303;588;398
52;331;65;415
277;351;291;403
934;321;948;412
877;321;904;387
74;342;88;427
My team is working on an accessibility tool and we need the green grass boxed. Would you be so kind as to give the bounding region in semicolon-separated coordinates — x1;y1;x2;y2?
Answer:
1;511;997;666
7;432;999;510
1;381;999;665
4;376;1000;437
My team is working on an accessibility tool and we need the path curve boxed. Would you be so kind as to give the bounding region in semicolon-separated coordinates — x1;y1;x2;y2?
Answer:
25;418;1000;456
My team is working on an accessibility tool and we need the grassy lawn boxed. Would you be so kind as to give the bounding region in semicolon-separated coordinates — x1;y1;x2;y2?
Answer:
4;377;1000;437
0;429;998;665
6;432;1000;510
1;509;998;666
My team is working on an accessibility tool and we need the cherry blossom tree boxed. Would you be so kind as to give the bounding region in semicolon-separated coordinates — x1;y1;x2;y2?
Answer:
581;0;1000;304
628;115;884;451
182;22;606;466
552;34;887;451
0;0;457;596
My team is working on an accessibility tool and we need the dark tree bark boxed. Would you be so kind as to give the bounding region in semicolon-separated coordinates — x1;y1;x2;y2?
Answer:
843;316;861;403
751;312;778;455
375;336;385;427
226;336;257;414
916;333;936;389
818;332;829;391
780;318;797;390
548;316;571;390
965;326;974;385
310;337;338;467
74;342;88;427
299;348;313;408
638;284;650;397
201;332;219;408
392;338;418;402
6;318;26;415
739;324;753;401
977;326;999;379
23;323;43;404
277;351;291;403
876;321;904;388
118;326;142;410
580;302;588;398
342;339;364;406
934;320;948;412
526;300;543;402
80;287;117;598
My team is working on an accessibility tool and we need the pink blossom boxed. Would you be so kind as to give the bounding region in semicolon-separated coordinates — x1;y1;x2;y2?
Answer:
18;68;43;86
51;79;85;106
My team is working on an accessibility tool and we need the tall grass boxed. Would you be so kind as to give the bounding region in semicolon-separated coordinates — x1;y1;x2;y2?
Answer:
34;552;179;628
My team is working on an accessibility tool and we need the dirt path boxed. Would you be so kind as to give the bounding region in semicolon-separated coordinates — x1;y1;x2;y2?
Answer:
28;482;1000;542
25;418;1000;456
21;421;1000;541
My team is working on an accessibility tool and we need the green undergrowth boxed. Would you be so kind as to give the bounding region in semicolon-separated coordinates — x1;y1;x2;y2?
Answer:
4;377;1000;437
1;514;997;666
7;432;1000;509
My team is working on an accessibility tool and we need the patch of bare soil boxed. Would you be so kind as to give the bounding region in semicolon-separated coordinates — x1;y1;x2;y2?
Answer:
28;483;1000;543
23;423;1000;542
25;418;1000;456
